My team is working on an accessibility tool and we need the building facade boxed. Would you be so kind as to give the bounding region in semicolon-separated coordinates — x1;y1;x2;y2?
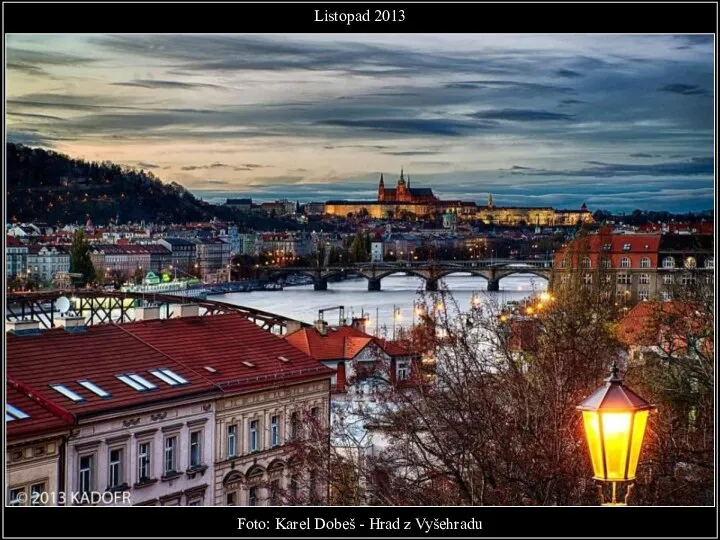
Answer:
554;232;713;304
27;245;71;283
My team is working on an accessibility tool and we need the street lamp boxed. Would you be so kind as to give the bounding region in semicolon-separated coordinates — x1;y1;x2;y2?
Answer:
577;364;656;506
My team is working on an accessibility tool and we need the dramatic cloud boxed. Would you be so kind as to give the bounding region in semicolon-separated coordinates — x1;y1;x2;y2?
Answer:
468;109;574;121
5;33;714;212
659;83;709;96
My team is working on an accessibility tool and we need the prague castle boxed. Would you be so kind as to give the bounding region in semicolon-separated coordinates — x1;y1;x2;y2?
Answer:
324;170;593;226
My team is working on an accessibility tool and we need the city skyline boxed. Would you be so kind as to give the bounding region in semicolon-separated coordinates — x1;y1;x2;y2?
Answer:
6;33;715;212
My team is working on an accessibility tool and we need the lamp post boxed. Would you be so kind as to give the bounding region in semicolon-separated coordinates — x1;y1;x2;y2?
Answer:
577;364;656;506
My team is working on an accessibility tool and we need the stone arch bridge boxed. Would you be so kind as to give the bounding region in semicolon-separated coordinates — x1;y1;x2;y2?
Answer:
262;259;554;291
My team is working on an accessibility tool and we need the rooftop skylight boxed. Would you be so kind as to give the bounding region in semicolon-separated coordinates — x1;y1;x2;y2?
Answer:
50;384;84;402
78;380;111;398
6;404;30;421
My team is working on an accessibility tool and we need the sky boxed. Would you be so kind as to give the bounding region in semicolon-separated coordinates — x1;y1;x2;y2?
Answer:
6;34;715;212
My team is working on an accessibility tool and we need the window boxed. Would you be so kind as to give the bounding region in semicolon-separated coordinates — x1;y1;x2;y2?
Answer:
663;274;674;285
602;243;611;251
50;384;84;402
681;274;696;286
79;455;94;495
128;374;156;390
560;258;568;269
311;407;319;419
190;431;202;468
704;275;713;285
661;291;672;301
164;437;177;474
601;258;611;269
290;412;299;441
617;274;631;285
640;257;651;268
138;442;151;481
622;243;631;251
249;420;259;452
620;257;631;268
290;475;299;499
117;375;147;392
705;257;714;269
150;368;189;386
396;360;410;381
226;492;237;506
662;257;675;268
30;483;45;506
187;497;202;506
6;404;30;421
77;380;110;398
269;480;280;506
638;290;649;301
227;425;237;458
109;448;123;489
582;274;593;285
581;257;591;269
271;416;280;447
560;275;570;284
248;486;257;506
9;487;25;506
639;274;650;284
684;257;697;269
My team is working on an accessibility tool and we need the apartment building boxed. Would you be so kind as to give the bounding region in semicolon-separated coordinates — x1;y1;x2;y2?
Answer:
27;245;71;283
553;232;713;304
7;308;334;506
158;238;197;274
119;312;333;506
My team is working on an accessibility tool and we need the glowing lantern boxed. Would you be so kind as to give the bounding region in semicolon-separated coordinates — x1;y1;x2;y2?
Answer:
577;364;655;497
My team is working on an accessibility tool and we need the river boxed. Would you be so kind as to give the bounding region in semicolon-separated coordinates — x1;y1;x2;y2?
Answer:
220;273;547;336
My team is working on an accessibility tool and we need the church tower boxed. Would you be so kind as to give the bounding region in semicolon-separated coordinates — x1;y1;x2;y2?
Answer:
378;174;385;202
488;194;494;209
397;167;407;201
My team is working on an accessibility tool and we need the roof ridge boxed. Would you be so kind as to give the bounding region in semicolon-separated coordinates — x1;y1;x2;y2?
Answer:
114;320;222;391
7;376;75;425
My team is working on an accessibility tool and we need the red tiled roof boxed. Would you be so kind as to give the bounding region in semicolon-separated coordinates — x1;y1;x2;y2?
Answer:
617;301;708;347
119;313;333;392
6;378;74;440
284;325;409;361
7;324;218;418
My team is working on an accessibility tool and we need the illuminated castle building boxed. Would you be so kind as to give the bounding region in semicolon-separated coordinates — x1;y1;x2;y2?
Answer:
378;169;439;204
324;169;592;226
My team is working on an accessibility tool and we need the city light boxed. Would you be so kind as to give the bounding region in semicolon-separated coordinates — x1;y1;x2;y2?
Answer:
577;364;656;505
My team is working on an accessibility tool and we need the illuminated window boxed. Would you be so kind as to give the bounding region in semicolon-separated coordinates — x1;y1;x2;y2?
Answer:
662;257;675;268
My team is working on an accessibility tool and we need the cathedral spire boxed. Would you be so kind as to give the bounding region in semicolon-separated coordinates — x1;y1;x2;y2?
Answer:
379;173;384;186
400;167;404;181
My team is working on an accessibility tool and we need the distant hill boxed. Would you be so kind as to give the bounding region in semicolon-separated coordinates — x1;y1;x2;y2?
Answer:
6;143;239;226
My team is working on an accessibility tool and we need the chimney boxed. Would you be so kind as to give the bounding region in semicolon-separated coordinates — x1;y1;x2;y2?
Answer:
135;305;161;321
55;314;87;333
351;317;367;333
6;319;41;335
285;320;303;335
314;319;328;336
178;304;200;318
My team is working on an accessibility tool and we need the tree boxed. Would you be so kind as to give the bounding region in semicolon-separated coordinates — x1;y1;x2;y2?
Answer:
623;275;714;505
349;234;369;263
70;229;96;284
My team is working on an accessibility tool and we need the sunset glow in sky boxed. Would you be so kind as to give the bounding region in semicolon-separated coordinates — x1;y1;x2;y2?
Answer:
6;34;715;211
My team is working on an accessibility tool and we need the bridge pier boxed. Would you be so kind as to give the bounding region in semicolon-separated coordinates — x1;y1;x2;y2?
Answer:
314;279;328;291
367;278;381;291
425;279;439;292
487;279;500;292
